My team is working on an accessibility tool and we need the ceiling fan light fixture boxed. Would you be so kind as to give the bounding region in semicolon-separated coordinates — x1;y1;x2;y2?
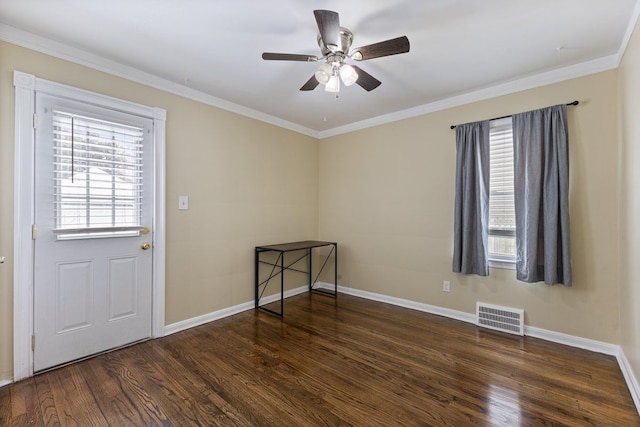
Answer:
325;75;340;92
315;62;333;84
262;10;410;94
339;63;358;86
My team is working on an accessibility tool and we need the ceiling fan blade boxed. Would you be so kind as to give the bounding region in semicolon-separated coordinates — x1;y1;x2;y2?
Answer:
351;66;381;91
351;36;410;61
300;75;320;91
314;10;340;51
262;53;318;62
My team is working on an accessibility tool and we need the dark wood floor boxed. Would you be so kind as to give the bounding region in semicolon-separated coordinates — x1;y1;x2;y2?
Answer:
1;293;639;426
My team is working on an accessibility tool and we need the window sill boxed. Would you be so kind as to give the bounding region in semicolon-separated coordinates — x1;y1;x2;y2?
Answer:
489;259;516;270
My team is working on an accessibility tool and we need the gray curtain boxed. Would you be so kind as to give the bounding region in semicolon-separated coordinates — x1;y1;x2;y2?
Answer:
512;105;572;285
452;121;490;276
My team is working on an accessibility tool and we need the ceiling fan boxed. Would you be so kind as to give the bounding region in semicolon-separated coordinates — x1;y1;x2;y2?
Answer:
262;10;410;96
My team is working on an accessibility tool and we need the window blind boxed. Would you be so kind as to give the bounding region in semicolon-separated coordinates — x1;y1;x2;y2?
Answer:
488;118;516;260
52;110;145;235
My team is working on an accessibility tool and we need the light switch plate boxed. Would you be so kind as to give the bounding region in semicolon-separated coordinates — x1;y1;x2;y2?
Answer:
178;195;189;210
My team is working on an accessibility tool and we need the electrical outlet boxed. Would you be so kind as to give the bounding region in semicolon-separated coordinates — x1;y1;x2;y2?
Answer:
443;281;451;292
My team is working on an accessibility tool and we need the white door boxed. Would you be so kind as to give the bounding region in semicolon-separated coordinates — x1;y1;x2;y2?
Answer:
33;94;154;372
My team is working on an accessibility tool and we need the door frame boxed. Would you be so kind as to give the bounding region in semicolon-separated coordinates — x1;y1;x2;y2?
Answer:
13;71;166;381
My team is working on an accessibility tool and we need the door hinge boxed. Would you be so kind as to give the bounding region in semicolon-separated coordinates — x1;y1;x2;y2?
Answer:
31;334;35;351
32;224;37;240
33;113;38;129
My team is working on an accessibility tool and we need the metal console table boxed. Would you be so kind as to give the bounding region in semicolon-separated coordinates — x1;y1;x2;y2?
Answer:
255;240;337;317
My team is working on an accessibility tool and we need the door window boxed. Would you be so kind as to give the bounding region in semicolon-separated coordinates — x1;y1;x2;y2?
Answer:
52;110;145;239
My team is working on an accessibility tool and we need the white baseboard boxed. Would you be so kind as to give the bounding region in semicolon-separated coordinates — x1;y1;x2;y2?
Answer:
321;282;475;324
163;285;309;336
0;378;12;388
617;350;640;416
320;282;618;354
524;325;618;356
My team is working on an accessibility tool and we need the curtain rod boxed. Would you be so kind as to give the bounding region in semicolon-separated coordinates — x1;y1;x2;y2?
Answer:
449;100;579;130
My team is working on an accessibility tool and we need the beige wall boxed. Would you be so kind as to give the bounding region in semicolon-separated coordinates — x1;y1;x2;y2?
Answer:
0;41;318;381
619;18;640;395
319;71;621;343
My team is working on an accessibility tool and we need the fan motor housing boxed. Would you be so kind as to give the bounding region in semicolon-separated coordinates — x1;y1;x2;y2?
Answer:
317;27;353;55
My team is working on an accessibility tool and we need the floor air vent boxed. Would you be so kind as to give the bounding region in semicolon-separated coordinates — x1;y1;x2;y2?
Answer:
476;302;524;336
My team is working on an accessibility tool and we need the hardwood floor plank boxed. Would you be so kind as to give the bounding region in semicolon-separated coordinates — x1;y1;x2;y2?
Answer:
125;340;251;426
9;376;44;426
38;362;109;426
277;299;512;423
32;375;60;426
179;332;336;426
156;330;297;426
100;350;176;426
79;353;170;426
0;384;11;426
1;293;638;426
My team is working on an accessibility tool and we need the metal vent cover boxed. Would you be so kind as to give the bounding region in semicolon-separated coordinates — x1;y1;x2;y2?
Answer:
476;302;524;336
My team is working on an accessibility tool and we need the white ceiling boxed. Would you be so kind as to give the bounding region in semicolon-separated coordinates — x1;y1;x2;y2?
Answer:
1;0;638;137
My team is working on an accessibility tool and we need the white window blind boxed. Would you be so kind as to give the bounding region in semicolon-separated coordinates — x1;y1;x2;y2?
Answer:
488;118;516;262
52;110;145;237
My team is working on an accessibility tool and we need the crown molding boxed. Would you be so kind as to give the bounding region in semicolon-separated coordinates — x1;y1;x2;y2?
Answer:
0;17;633;140
318;54;619;139
319;1;640;139
617;0;640;65
0;23;319;139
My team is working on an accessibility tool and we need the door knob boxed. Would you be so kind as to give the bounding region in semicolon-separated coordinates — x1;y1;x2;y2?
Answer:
141;242;151;250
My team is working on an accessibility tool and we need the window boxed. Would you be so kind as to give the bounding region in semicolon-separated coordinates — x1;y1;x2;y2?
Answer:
52;110;145;239
488;118;516;265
